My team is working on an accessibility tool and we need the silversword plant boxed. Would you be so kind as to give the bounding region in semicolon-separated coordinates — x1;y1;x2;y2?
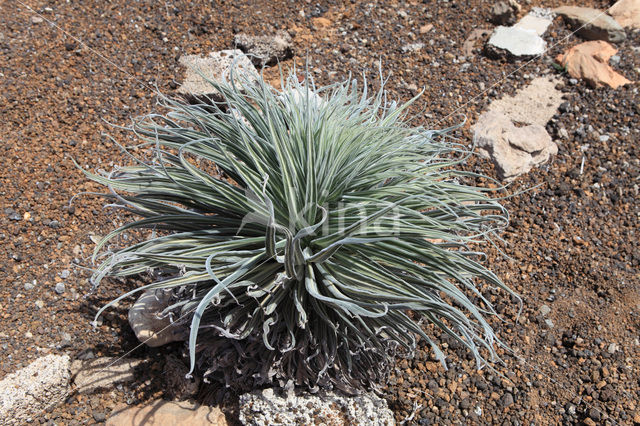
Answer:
86;69;517;393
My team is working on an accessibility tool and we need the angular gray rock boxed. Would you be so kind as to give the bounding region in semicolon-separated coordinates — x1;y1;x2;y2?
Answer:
128;289;189;347
178;49;258;101
0;354;71;425
239;388;395;425
485;26;546;59
234;31;293;67
555;6;626;43
72;357;143;394
473;110;557;181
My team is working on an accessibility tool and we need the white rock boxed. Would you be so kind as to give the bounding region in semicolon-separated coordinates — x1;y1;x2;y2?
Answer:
72;357;143;394
486;26;546;58
514;14;553;36
0;354;71;425
473;110;557;181
239;388;395;425
178;49;258;99
128;289;189;347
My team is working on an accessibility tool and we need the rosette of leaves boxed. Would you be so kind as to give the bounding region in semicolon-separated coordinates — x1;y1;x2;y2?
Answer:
86;69;517;393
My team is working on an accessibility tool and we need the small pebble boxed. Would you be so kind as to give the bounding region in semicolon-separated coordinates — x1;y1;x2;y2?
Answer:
500;392;514;407
35;300;44;309
588;407;602;422
59;332;72;348
539;305;551;316
24;282;35;291
558;127;569;139
459;397;471;410
559;102;570;113
54;282;65;294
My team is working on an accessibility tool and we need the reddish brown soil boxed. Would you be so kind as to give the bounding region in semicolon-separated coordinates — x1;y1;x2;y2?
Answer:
0;0;638;424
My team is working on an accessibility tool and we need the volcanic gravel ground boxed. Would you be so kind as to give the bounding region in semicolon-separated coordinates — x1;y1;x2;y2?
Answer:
0;0;638;424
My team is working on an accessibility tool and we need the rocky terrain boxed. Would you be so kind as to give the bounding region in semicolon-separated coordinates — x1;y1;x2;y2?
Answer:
0;0;638;424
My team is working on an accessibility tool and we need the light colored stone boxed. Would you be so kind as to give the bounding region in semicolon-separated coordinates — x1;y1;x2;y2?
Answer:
486;26;546;59
609;0;640;29
128;288;189;347
178;49;258;99
72;357;143;394
529;6;555;20
239;388;395;425
473;76;562;180
540;304;551;316
419;24;434;34
514;14;553;36
473;110;557;181
234;31;293;67
486;76;564;127
106;400;227;426
0;354;71;425
555;6;626;43
402;42;425;53
556;41;632;89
